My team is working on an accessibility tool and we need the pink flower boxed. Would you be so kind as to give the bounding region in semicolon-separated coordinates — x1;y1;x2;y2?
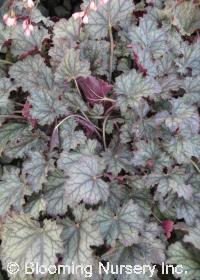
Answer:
23;0;35;9
72;11;85;20
27;0;35;8
99;0;109;5
72;11;88;24
82;15;89;24
3;12;17;27
162;220;174;240
22;102;36;128
23;19;34;36
89;1;97;11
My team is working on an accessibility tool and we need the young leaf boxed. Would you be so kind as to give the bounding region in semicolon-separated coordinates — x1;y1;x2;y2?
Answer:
78;76;112;105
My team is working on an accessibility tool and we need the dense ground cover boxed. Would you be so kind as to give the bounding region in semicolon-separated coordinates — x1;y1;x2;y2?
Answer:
0;0;200;279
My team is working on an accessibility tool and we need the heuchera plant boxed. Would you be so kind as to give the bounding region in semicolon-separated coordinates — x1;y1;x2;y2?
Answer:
0;0;200;279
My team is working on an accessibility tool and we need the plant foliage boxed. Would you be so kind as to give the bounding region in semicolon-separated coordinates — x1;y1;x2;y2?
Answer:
0;0;200;279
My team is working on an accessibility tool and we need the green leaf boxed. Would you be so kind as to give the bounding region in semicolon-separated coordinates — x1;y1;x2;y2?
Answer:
171;1;200;36
65;155;109;205
115;69;161;113
28;89;67;125
80;40;110;76
24;197;47;219
59;119;86;151
176;40;200;76
53;17;80;43
182;77;200;105
1;214;63;276
106;182;129;211
23;151;54;193
57;151;84;174
55;48;91;84
3;127;47;159
9;55;54;93
166;135;200;164
11;25;49;56
155;98;200;136
0;78;14;119
0;78;14;124
147;169;193;200
43;170;68;216
101;137;132;176
184;221;200;250
0;23;10;51
167;242;200;280
96;200;145;246
49;39;69;67
0;167;30;217
60;205;103;265
0;123;28;155
87;0;134;39
129;15;168;58
103;223;165;279
132;141;172;170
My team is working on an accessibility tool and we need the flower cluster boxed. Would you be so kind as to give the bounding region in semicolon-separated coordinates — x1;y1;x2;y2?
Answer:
3;0;35;36
73;0;109;24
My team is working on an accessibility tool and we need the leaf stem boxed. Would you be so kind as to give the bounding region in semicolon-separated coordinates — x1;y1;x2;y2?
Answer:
0;59;13;65
103;112;112;150
108;23;114;83
0;114;24;119
73;77;102;133
74;78;82;97
52;114;102;143
191;159;200;173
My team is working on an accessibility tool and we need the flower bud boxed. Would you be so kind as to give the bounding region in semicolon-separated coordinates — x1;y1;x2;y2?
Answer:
23;19;34;36
3;11;17;27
